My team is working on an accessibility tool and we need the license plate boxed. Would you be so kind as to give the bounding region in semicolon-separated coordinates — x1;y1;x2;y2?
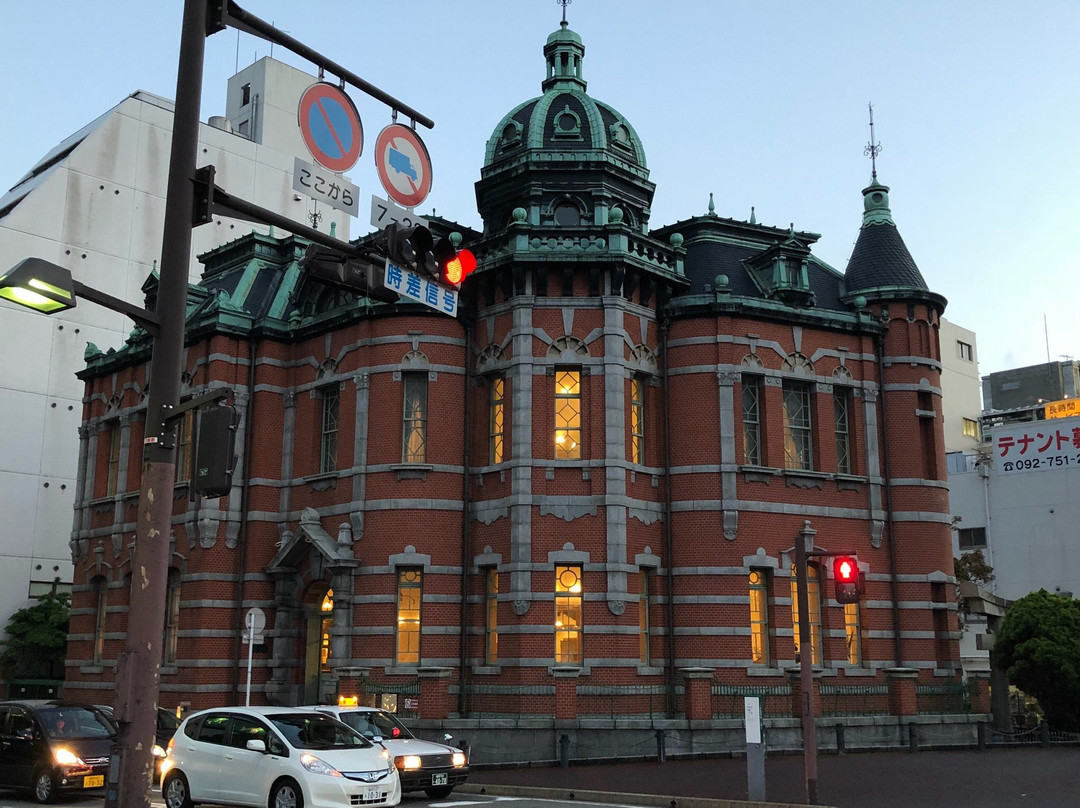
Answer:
432;773;448;786
84;775;105;788
363;787;381;802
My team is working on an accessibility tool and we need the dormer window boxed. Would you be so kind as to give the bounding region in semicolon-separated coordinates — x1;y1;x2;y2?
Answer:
553;105;581;139
500;120;522;151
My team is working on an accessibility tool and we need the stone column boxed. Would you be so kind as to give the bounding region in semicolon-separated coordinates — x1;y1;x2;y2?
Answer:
417;667;454;720
552;667;581;721
885;667;919;716
680;667;715;721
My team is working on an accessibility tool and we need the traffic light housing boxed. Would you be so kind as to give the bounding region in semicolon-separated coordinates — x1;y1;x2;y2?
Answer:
432;236;476;288
832;555;861;604
299;243;399;304
194;404;240;499
385;222;435;274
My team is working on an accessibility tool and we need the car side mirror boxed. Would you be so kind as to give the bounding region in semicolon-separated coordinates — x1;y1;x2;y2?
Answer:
246;739;267;753
444;734;453;742
371;734;383;742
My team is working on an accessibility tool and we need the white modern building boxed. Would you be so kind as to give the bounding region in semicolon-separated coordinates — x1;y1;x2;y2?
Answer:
0;58;349;639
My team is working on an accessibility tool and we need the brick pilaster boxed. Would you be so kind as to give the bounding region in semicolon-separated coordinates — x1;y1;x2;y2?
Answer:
552;667;582;721
417;667;454;720
886;667;919;716
680;667;715;721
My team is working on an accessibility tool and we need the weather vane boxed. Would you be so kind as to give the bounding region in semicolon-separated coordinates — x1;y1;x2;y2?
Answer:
558;0;571;23
864;102;882;180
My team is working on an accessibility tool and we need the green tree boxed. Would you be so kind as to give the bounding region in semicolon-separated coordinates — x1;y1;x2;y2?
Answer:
993;589;1080;731
955;550;995;586
0;587;70;681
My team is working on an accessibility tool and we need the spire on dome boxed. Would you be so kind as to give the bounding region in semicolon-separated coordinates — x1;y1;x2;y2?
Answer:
542;7;586;92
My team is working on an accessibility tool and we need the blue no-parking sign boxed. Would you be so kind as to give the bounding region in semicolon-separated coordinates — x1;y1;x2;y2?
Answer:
297;83;363;172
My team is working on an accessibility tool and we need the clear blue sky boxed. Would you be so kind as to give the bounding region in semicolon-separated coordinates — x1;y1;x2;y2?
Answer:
2;1;1077;378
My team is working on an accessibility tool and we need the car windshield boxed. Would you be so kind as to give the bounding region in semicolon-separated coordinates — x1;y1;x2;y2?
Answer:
39;706;114;739
338;710;414;740
269;713;371;751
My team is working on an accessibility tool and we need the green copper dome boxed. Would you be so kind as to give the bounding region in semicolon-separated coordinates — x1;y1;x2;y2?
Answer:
477;21;654;233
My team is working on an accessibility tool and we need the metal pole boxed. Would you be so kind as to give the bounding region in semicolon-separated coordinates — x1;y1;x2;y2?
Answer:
104;2;206;807
795;522;819;805
246;629;254;707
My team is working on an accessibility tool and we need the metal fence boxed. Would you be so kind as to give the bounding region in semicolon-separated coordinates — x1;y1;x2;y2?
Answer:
916;681;970;714
711;683;792;719
1;679;63;700
360;679;421;719
460;684;555;719
819;683;890;716
576;684;670;719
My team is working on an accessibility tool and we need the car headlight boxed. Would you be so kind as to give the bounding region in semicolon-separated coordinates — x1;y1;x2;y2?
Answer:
54;748;86;767
300;754;343;777
396;755;422;770
452;752;466;767
151;745;166;759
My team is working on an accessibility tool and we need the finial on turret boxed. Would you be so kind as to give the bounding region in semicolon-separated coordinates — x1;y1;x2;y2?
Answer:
558;0;571;24
864;102;883;181
749;205;756;225
707;192;716;216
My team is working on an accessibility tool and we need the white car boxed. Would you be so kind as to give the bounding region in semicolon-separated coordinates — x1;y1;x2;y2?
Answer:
305;706;468;799
161;706;401;808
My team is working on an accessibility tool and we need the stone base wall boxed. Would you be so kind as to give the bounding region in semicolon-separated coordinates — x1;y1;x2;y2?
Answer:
410;714;986;767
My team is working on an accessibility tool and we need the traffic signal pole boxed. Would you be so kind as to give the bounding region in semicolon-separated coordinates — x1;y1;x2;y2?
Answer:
794;521;819;806
104;1;207;807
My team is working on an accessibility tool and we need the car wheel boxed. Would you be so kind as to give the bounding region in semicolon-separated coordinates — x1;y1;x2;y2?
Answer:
425;785;454;799
270;778;303;808
163;771;194;808
32;769;57;804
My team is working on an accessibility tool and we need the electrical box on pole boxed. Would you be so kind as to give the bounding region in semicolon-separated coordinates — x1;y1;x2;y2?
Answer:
195;404;240;498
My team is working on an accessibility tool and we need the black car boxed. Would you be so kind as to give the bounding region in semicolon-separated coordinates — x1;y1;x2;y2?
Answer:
0;700;115;803
96;704;180;781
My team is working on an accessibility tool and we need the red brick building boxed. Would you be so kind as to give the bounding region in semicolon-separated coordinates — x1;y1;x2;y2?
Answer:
64;21;962;731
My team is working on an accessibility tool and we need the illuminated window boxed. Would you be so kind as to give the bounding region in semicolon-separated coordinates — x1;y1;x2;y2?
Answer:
554;370;581;459
638;569;651;665
92;577;107;664
790;563;822;665
845;602;862;665
783;382;813;470
320;386;339;473
630;376;645;464
749;570;770;665
163;568;181;665
554;565;583;665
321;589;334;672
962;418;980;439
402;374;428;463
485;569;498;665
106;424;121;496
396;571;422;665
834;389;851;474
176;410;194;484
742;376;762;465
490;376;505;464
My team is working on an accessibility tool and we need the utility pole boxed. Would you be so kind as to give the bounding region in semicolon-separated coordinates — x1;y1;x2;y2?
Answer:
104;1;207;806
795;520;819;805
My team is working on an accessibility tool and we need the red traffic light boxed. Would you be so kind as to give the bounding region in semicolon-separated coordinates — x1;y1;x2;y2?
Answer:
442;248;476;287
832;555;861;604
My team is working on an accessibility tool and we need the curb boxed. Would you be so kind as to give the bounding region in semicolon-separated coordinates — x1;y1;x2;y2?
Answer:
457;782;833;808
